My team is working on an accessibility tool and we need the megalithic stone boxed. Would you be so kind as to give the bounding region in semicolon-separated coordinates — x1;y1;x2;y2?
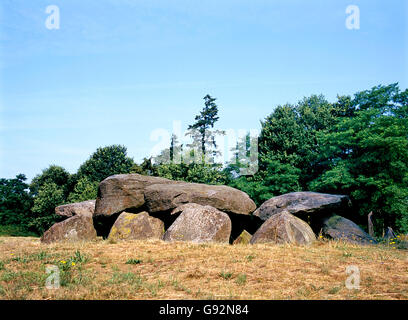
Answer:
368;212;374;237
384;226;396;240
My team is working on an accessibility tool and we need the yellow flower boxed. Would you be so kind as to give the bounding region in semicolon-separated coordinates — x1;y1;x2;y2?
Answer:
60;260;66;264
10;253;14;256
71;262;76;266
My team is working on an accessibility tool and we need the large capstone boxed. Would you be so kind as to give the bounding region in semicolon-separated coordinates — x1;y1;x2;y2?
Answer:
94;174;176;217
144;182;256;215
55;200;96;218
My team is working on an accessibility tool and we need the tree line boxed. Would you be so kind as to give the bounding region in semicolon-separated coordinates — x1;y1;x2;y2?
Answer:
1;83;407;236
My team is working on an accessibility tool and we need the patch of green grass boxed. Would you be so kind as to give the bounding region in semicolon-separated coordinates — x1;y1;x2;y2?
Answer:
328;286;341;295
320;264;330;275
11;256;29;263
170;277;180;288
246;255;255;262
54;250;90;287
365;276;373;287
194;288;202;298
57;252;88;271
145;283;158;296
111;265;120;272
170;278;191;294
125;259;142;265
107;271;143;288
1;270;18;282
0;261;5;271
219;271;233;280
235;273;247;285
5;251;57;265
343;251;353;258
310;284;324;291
157;279;165;289
71;250;89;264
29;251;51;261
72;270;95;286
1;270;45;287
144;280;166;297
205;293;216;300
179;285;191;294
296;286;312;298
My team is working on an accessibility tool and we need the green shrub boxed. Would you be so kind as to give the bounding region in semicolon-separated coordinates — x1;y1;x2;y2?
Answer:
235;274;247;285
0;225;38;237
219;271;233;280
126;259;142;265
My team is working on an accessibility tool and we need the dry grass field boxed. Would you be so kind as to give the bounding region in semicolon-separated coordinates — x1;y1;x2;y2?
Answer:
0;236;407;300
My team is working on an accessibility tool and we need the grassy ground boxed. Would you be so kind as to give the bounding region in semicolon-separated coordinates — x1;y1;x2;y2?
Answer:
0;236;407;300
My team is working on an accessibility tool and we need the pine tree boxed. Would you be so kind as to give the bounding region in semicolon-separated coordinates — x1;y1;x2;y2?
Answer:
186;95;225;163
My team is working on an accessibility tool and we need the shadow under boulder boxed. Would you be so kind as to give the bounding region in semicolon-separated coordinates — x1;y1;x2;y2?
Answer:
93;212;122;239
227;212;263;244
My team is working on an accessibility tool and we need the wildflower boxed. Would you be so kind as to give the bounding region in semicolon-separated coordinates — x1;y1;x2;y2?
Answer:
60;260;66;264
10;253;14;256
71;262;76;266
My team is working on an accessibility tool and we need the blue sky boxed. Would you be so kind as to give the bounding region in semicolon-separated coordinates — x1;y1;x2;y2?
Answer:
0;0;407;182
